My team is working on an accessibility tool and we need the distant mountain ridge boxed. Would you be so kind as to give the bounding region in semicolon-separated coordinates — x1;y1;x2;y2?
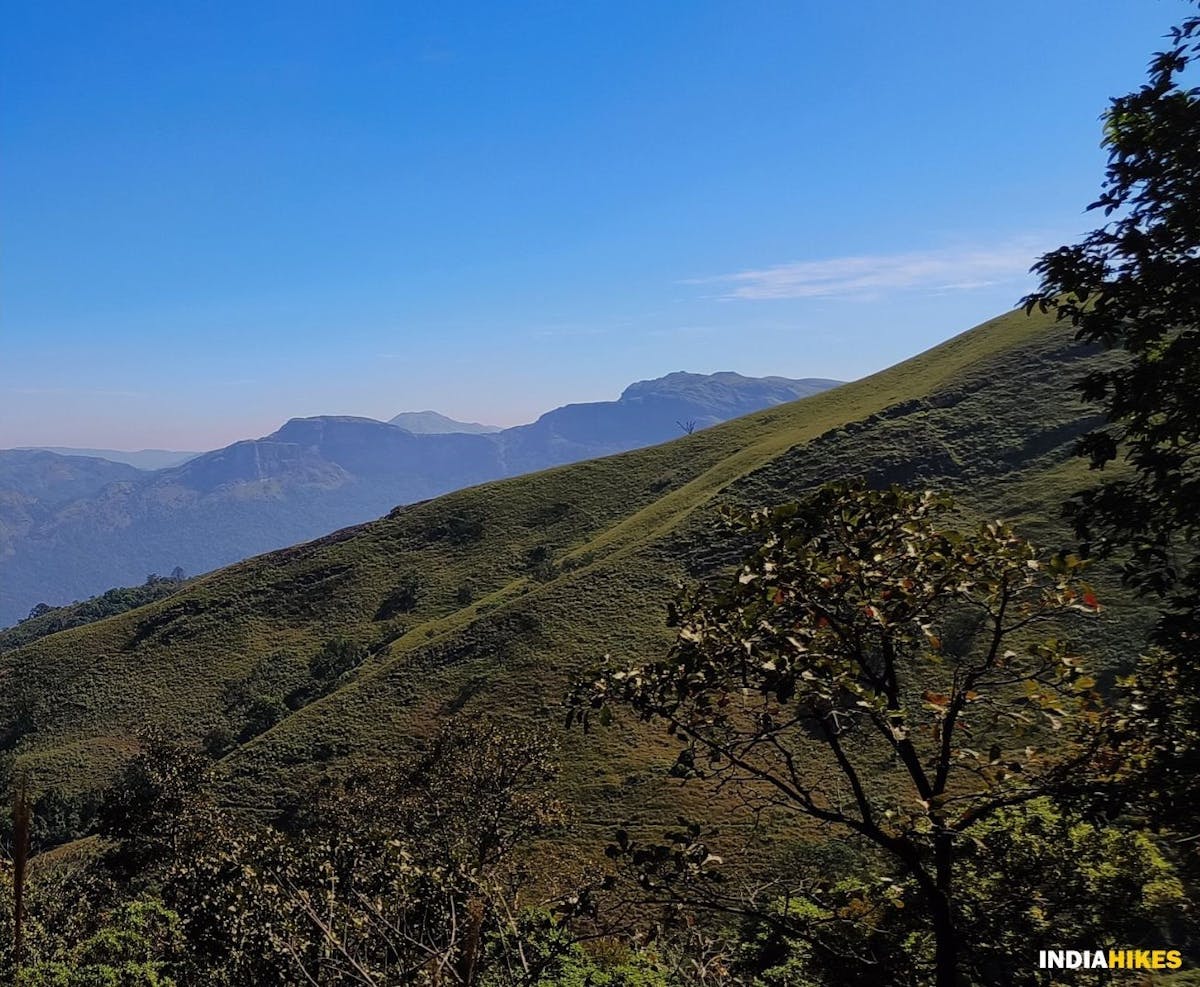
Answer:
620;371;836;410
492;371;840;473
388;411;501;434
0;370;842;625
17;446;200;470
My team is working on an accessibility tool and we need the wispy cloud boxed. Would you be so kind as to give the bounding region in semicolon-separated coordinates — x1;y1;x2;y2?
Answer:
692;241;1046;301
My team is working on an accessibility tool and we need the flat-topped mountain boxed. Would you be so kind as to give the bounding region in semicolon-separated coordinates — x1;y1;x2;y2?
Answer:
496;371;840;471
388;411;501;434
0;371;841;625
620;370;838;413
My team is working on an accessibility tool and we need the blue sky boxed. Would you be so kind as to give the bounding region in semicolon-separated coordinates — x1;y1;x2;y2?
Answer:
1;1;1185;449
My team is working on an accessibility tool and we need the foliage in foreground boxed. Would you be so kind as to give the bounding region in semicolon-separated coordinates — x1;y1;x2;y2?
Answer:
573;482;1192;985
2;720;621;986
1025;0;1200;871
1;485;1197;985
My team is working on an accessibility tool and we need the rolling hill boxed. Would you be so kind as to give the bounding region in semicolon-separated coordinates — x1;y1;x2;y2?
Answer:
0;451;145;566
0;308;1143;850
17;447;201;470
0;371;838;626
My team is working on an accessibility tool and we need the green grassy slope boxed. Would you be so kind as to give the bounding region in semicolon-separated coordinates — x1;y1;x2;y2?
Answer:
0;309;1142;844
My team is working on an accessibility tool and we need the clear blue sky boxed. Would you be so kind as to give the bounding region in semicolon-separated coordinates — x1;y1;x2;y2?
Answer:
1;1;1185;449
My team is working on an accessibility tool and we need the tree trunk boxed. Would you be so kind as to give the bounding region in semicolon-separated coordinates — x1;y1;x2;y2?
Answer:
930;892;958;987
454;896;485;986
12;781;31;981
930;832;959;987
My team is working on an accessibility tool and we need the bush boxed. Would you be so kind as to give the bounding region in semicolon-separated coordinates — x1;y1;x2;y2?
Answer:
307;638;367;681
237;695;287;742
523;545;556;582
375;572;422;620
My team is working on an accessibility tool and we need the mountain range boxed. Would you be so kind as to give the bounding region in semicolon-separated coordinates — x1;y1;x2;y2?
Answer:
0;371;839;626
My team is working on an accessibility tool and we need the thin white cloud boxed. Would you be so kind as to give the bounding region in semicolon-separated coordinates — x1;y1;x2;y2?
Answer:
693;241;1045;301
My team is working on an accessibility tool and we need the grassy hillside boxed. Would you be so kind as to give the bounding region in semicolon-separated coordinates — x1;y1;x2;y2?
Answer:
0;309;1142;847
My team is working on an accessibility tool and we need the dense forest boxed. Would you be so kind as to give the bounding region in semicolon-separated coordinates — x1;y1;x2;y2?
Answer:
3;7;1200;985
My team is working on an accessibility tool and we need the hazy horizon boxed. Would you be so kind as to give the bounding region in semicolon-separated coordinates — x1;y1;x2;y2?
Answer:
3;1;1183;448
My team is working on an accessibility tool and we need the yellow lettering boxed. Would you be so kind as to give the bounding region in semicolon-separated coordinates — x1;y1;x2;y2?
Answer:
1167;950;1182;970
